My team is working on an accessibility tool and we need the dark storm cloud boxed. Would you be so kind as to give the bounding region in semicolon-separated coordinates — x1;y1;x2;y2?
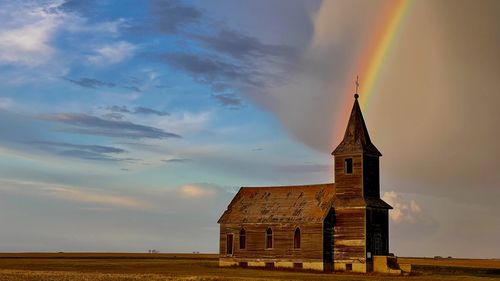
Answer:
160;53;267;91
40;113;181;139
66;78;116;89
150;0;202;34
212;93;242;109
106;105;170;116
163;53;242;81
142;1;298;96
193;29;297;61
159;29;298;91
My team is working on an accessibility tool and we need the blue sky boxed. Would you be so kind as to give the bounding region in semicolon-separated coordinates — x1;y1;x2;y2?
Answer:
0;0;330;253
0;0;499;258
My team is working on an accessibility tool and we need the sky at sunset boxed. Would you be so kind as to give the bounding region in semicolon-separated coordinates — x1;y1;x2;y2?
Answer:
0;0;499;258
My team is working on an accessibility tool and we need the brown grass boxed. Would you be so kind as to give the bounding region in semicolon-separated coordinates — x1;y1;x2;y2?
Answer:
399;257;500;269
0;253;498;281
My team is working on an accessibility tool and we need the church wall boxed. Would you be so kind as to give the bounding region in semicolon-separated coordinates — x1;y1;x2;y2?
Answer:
333;208;366;265
334;154;363;198
219;223;324;266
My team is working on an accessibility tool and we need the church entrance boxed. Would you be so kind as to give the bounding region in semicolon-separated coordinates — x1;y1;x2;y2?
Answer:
323;210;335;272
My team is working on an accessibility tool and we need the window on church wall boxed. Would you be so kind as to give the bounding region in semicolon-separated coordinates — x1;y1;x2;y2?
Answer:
239;228;246;250
294;227;301;249
265;228;273;249
226;234;234;256
344;158;353;174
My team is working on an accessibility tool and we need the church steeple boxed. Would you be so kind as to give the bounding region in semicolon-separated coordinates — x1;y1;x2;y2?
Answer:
332;94;381;157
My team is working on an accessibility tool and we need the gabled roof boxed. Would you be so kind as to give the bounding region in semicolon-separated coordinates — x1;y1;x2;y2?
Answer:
332;95;382;156
218;183;335;224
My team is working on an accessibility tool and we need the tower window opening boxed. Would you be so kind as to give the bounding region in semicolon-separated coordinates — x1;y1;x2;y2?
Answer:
344;158;353;174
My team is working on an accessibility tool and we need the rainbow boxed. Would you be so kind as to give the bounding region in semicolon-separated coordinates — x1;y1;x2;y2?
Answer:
335;0;413;137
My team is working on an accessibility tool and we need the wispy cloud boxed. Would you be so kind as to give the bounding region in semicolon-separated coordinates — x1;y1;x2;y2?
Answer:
212;93;242;109
87;41;137;65
107;105;170;116
162;158;190;163
40;113;181;139
28;140;135;162
0;179;149;210
31;141;126;154
176;184;217;199
66;77;116;89
59;0;97;16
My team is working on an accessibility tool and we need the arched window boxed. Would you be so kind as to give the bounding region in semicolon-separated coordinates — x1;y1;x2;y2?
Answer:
265;228;273;249
239;228;246;249
294;227;301;249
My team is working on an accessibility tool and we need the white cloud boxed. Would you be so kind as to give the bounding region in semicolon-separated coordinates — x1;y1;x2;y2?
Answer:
410;200;422;214
177;184;217;199
156;111;212;135
0;1;64;66
0;1;133;68
87;41;137;65
382;191;424;224
0;98;13;110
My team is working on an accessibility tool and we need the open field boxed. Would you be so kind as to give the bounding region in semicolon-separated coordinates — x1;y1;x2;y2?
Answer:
0;253;498;281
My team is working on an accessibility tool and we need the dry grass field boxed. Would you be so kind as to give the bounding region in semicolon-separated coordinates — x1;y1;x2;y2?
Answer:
0;253;498;281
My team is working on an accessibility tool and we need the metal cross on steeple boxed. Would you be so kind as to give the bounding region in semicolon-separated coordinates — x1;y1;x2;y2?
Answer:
355;75;360;99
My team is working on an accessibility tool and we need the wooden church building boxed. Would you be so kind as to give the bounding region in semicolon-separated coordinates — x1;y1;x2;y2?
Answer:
218;93;408;273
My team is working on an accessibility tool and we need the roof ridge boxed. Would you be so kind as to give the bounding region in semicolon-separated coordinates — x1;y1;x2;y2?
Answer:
241;182;334;189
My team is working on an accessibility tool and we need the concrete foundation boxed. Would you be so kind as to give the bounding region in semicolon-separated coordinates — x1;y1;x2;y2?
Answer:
373;255;411;274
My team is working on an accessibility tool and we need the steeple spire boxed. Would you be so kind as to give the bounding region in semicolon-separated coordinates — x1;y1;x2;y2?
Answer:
332;89;381;156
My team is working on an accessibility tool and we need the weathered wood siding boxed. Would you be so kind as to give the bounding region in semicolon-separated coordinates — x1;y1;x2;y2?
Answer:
323;210;335;271
333;208;366;263
334;154;363;198
363;155;380;198
366;207;389;256
220;223;324;262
